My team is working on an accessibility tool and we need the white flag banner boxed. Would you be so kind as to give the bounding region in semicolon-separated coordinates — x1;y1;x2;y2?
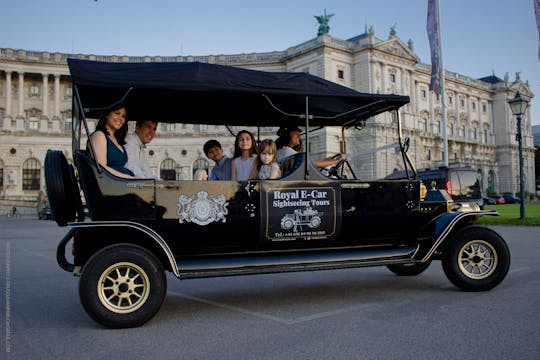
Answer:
427;0;441;94
535;0;540;61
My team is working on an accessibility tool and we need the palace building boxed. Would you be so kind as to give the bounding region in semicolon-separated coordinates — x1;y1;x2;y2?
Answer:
0;27;535;211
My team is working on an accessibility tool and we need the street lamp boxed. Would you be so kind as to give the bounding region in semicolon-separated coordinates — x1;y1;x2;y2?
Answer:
508;91;529;220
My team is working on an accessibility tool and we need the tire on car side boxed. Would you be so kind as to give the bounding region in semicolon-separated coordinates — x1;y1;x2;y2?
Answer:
44;150;78;226
442;226;510;291
79;244;167;328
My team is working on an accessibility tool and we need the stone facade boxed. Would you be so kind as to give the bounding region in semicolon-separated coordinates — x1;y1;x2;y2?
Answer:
0;28;535;210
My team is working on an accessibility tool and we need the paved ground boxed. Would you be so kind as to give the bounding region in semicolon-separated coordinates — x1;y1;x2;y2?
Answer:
1;217;539;360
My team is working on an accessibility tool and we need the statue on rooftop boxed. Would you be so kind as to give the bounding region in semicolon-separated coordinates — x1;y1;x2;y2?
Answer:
389;23;397;38
315;9;334;36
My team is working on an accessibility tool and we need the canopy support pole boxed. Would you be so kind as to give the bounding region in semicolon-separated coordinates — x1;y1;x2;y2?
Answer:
304;96;310;180
73;85;101;174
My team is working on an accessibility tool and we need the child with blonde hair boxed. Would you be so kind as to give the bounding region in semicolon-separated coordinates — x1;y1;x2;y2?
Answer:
250;139;281;179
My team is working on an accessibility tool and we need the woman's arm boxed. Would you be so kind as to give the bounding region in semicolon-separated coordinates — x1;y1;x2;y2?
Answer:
231;158;238;181
248;163;259;180
313;153;346;169
90;132;138;179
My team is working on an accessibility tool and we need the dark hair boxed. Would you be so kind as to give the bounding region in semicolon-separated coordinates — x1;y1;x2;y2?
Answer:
275;126;301;150
233;130;257;158
203;139;222;156
95;105;129;145
136;119;158;127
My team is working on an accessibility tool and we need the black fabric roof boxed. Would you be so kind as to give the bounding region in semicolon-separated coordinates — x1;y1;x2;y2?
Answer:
68;59;409;127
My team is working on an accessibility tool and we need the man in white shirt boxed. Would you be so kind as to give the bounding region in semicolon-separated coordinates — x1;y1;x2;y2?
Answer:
125;120;159;179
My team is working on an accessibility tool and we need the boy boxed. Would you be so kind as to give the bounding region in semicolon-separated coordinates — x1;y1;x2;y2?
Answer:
203;139;232;180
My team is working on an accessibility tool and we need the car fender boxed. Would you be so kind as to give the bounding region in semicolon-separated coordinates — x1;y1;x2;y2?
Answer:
413;210;499;262
57;221;179;277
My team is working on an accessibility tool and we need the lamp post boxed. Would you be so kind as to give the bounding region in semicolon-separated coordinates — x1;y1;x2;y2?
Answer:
508;91;529;220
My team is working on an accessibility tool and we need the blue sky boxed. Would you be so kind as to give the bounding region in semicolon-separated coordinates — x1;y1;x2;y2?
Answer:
2;0;539;125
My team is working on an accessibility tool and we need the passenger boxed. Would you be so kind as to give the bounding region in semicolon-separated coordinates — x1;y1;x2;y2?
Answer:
203;139;232;180
231;130;257;181
250;139;281;180
193;168;208;181
124;119;160;179
89;105;139;179
275;126;346;168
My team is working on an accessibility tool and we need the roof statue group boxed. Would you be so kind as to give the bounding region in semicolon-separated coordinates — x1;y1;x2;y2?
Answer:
315;9;334;36
314;10;402;41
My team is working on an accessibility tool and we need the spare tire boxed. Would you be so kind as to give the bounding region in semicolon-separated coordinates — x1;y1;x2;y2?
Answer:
44;150;79;226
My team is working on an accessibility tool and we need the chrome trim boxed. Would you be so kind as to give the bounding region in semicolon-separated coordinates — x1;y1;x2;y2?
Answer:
126;182;164;189
341;183;370;189
416;210;498;262
68;221;180;277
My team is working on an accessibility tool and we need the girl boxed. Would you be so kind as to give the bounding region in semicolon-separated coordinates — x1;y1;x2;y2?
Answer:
90;105;139;179
250;139;281;179
231;130;257;181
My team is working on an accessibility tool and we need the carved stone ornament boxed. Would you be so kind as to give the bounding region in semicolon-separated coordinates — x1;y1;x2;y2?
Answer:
177;190;229;225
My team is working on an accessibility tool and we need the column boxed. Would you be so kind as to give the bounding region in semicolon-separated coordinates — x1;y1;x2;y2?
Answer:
42;73;49;117
409;70;416;112
54;74;60;118
380;62;386;94
17;72;24;117
400;67;406;95
5;71;11;118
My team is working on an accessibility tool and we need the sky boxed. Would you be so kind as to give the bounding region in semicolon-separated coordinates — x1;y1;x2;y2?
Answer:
2;0;539;125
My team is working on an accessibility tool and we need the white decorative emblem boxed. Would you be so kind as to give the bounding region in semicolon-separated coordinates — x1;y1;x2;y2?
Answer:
177;191;229;225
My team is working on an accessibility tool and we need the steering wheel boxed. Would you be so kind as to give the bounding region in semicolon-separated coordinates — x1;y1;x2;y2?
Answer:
327;153;347;179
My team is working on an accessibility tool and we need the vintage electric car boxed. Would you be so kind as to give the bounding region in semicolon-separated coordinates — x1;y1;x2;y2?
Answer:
45;59;510;328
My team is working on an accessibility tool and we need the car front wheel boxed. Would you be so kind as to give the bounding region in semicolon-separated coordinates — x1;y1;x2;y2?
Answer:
79;244;167;328
442;226;510;291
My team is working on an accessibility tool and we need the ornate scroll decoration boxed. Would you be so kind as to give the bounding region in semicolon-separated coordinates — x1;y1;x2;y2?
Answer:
177;190;228;225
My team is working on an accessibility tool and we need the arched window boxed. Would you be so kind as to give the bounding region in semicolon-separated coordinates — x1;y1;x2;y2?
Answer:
419;118;427;132
29;117;39;130
487;170;496;194
434;121;441;134
419;110;429;132
458;125;465;138
0;159;4;189
160;158;177;180
477;169;484;193
448;122;454;136
22;158;41;190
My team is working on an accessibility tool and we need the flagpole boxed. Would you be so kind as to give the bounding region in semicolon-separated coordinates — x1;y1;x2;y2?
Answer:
436;0;448;167
427;0;448;167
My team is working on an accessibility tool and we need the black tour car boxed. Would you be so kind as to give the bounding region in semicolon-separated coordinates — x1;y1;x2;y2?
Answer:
45;59;510;328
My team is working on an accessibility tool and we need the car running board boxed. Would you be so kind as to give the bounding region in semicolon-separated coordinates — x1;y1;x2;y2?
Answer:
175;245;419;279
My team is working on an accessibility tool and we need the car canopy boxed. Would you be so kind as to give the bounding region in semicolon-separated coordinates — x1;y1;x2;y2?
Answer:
68;59;409;127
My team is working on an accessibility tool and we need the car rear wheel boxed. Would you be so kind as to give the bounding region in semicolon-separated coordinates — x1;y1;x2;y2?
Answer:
442;226;510;291
79;244;167;328
387;260;432;276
